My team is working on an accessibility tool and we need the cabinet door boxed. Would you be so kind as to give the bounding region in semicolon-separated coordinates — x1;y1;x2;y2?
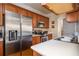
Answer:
48;34;52;40
17;7;28;16
66;11;78;22
32;36;41;45
32;13;38;28
0;13;3;25
0;3;3;13
27;11;33;17
37;15;43;21
44;17;49;28
78;11;79;20
5;4;18;13
0;41;3;56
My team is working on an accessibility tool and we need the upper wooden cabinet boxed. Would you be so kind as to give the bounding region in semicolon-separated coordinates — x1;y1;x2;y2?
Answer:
5;4;18;13
37;15;43;21
78;11;79;20
32;14;49;28
0;4;3;13
0;4;3;26
0;13;3;26
17;7;28;16
37;15;49;28
66;11;78;22
44;17;49;28
27;11;33;17
32;13;38;28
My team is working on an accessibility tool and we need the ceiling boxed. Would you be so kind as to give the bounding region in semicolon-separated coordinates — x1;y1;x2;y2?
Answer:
24;3;51;14
42;3;74;14
42;3;79;15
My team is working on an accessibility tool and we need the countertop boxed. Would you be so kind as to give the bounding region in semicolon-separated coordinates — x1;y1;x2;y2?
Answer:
32;33;52;37
31;39;79;56
32;34;42;37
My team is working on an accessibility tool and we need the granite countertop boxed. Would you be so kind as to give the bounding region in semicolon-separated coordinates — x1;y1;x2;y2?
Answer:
32;34;42;37
32;33;52;37
31;39;79;56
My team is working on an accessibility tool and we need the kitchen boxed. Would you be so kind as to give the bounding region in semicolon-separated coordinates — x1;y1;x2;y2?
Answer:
0;3;79;56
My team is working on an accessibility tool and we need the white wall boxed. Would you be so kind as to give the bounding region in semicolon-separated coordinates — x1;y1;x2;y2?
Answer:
47;13;59;38
57;14;66;37
47;13;67;38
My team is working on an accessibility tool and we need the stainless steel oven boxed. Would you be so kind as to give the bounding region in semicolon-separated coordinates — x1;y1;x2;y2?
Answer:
41;36;48;42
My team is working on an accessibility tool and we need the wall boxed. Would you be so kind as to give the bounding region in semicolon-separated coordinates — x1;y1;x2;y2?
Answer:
57;14;66;37
47;13;59;38
47;13;67;38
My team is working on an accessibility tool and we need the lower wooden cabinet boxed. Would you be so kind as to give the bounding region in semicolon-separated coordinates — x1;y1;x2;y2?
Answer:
32;36;41;45
0;41;3;56
48;34;52;40
33;50;41;56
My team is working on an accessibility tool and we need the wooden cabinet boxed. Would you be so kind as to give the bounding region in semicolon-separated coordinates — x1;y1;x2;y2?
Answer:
0;4;3;26
48;34;52;40
66;11;78;22
32;13;38;28
0;41;3;56
33;50;41;56
27;11;33;17
37;15;49;28
0;13;3;26
44;18;49;28
0;4;3;13
5;4;18;13
37;15;42;21
32;14;49;28
78;11;79;20
17;7;28;16
32;36;41;45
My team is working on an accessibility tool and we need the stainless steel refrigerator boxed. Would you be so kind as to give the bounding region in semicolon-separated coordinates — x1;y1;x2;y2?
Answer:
4;10;32;56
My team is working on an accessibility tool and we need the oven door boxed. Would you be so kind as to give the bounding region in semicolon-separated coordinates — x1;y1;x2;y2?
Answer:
41;36;48;42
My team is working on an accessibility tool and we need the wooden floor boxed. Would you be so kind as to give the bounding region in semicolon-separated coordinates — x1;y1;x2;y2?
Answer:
9;48;33;56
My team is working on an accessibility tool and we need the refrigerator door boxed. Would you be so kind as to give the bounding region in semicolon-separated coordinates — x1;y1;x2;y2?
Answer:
21;16;32;55
5;10;21;56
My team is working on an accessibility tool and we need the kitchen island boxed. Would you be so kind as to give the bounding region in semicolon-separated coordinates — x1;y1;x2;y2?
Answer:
31;39;79;56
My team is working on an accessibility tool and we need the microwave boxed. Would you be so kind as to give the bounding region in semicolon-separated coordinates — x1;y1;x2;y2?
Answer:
37;21;45;28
